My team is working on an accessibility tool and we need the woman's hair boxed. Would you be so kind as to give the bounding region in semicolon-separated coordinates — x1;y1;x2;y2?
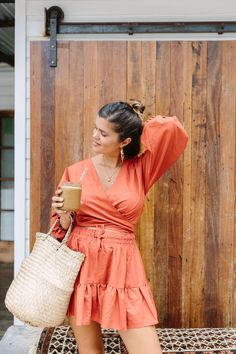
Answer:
98;100;145;159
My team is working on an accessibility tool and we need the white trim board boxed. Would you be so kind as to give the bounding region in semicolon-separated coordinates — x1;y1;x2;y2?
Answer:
14;0;26;326
26;0;236;20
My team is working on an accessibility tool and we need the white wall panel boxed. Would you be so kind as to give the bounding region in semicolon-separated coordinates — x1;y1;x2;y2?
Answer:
1;212;14;241
1;86;14;97
0;74;14;85
25;219;29;241
26;179;30;200
26;138;30;159
26;19;45;38
1;188;14;209
26;158;30;179
26;98;30;119
26;77;30;98
0;64;14;110
26;199;30;224
15;0;26;300
26;118;30;138
26;0;236;41
0;97;14;110
27;0;236;21
25;236;30;256
26;57;30;78
26;38;30;57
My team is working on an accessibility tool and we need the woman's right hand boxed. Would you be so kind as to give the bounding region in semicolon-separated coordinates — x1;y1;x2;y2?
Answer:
51;188;72;230
51;188;66;216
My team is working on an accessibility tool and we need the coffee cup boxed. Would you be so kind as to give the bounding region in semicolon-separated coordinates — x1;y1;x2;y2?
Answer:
60;182;82;212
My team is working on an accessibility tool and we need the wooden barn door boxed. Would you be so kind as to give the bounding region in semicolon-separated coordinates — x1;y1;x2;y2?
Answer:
30;41;236;328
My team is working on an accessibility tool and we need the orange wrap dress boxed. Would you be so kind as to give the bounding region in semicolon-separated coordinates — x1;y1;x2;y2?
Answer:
51;115;189;330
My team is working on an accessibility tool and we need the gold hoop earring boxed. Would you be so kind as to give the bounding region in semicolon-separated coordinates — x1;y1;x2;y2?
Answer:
120;148;124;163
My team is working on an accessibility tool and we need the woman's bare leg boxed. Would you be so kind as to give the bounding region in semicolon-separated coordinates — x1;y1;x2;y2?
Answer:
118;325;162;354
69;316;104;354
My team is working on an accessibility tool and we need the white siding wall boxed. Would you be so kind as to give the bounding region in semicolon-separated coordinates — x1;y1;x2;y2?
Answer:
27;0;236;25
16;0;236;269
0;63;14;110
0;63;14;244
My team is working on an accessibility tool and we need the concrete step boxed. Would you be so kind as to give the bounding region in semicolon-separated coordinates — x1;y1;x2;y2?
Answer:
0;325;43;354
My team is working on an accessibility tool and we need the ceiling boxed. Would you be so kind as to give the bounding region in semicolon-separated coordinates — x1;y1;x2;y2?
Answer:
0;1;14;67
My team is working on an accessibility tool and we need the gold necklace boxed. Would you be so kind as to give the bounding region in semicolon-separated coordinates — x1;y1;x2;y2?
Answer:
102;155;120;183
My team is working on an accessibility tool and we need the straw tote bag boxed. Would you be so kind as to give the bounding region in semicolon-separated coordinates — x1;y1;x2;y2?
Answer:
5;218;85;327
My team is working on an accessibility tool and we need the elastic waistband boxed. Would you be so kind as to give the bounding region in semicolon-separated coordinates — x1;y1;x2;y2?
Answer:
73;224;135;243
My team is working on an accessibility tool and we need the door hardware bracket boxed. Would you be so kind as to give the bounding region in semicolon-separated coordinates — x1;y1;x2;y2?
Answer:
45;6;64;67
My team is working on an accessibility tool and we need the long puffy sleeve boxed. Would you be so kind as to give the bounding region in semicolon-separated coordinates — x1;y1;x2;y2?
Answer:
139;115;189;193
49;167;71;240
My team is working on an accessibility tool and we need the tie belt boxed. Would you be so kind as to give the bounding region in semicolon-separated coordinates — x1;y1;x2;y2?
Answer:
74;224;135;243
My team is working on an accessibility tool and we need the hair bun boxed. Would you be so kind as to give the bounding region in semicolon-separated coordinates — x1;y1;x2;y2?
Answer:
129;99;145;115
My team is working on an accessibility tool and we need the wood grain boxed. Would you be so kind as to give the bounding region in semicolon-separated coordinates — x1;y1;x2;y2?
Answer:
138;42;156;293
155;41;171;325
218;41;236;326
30;40;236;327
181;41;193;327
40;42;56;234
54;41;71;182
167;42;185;327
189;41;207;326
205;41;221;326
54;41;84;183
111;42;127;102
30;42;42;250
127;41;142;248
83;41;98;159
126;42;156;298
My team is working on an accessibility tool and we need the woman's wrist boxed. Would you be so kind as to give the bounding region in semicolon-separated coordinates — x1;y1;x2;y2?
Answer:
59;212;72;230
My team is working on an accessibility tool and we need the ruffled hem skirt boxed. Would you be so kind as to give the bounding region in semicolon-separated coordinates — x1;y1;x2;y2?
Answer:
66;225;158;331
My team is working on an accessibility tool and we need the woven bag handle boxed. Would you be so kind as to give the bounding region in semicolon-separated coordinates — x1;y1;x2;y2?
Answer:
48;215;74;245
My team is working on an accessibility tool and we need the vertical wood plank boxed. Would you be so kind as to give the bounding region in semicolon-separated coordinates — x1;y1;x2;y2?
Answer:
83;41;127;160
167;41;186;327
127;41;156;302
156;42;171;115
181;42;193;327
83;42;98;159
97;41;116;106
30;42;42;250
218;41;236;326
70;42;85;162
40;42;56;233
234;88;236;326
111;42;127;102
127;41;142;108
54;42;69;183
155;41;171;326
97;41;127;105
127;41;142;248
54;41;84;185
189;41;207;326
234;98;236;326
205;41;222;326
138;41;156;294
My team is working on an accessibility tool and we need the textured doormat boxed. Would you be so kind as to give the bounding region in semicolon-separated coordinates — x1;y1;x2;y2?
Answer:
36;326;236;354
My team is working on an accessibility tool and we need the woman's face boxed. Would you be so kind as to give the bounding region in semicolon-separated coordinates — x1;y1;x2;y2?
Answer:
92;116;123;156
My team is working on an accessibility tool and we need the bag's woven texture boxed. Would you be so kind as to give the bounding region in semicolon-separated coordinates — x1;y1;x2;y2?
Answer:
36;326;236;354
5;223;85;327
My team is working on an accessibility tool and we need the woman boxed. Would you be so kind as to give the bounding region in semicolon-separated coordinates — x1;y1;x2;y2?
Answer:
51;101;188;354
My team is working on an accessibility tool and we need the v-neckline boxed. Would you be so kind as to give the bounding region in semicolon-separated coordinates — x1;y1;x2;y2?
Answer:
89;158;125;194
